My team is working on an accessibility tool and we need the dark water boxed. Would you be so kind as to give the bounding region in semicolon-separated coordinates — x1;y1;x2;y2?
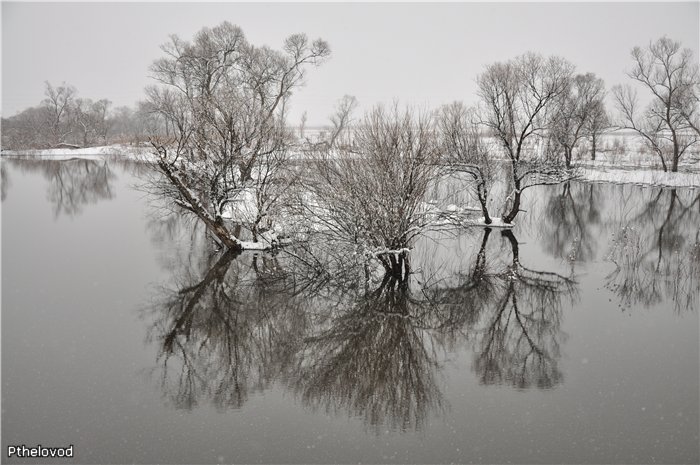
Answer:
2;158;698;464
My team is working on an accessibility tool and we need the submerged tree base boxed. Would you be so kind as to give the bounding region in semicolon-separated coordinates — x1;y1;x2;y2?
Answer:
462;217;515;229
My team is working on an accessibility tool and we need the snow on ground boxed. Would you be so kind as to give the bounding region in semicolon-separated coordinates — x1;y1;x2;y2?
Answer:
578;167;700;189
575;151;700;170
1;144;152;161
572;130;700;170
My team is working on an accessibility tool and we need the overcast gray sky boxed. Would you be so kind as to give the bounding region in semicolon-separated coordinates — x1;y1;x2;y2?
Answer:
2;2;698;125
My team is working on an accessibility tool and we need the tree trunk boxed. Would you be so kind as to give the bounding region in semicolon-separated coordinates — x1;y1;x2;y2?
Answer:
672;145;679;172
474;228;491;277
503;160;521;224
477;183;492;224
503;190;520;224
501;229;520;266
591;134;596;161
503;173;522;224
671;118;680;172
158;160;242;251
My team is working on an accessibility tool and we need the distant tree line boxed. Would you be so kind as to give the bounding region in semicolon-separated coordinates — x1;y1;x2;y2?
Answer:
1;81;161;150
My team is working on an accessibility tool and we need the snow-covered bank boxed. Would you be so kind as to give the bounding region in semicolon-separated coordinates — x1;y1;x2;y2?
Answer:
578;167;700;189
1;145;152;161
6;144;699;191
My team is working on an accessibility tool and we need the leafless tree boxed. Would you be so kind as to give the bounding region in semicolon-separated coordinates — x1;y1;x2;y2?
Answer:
42;81;76;147
585;100;611;160
325;94;358;149
303;104;440;277
436;102;496;223
477;53;575;223
613;36;700;172
551;73;606;168
676;72;700;137
145;22;330;251
1;106;50;149
4;85;118;149
72;98;112;147
299;110;308;139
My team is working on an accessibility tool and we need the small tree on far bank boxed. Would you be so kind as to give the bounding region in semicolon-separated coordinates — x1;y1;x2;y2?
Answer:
585;100;611;160
551;73;606;168
42;81;76;147
299;111;308;139
72;98;112;147
436;102;495;224
613;36;699;172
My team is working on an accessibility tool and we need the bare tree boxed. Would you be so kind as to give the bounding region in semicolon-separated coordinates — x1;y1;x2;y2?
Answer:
303;104;440;276
91;99;112;144
613;36;699;172
436;102;495;223
145;22;330;251
72;98;112;147
551;73;606;168
326;94;358;149
72;98;94;147
477;53;575;223
585;100;611;160
42;81;76;147
1;106;50;149
676;72;700;137
299;111;308;139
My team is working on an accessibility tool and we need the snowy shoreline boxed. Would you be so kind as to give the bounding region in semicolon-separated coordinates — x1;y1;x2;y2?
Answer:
3;145;700;189
0;145;152;161
577;167;700;189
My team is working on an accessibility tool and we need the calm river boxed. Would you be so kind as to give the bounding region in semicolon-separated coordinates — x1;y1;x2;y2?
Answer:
2;158;698;464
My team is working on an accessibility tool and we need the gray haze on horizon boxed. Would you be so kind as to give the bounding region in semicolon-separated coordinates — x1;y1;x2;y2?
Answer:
2;2;699;126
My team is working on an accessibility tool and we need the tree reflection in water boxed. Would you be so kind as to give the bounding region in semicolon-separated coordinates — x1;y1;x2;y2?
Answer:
428;229;576;390
4;158;116;217
289;263;445;433
605;187;700;311
1;162;9;201
539;182;699;312
145;221;577;431
541;182;602;264
145;246;309;411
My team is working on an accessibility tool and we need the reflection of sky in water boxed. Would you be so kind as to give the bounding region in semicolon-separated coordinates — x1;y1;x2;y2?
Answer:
2;159;698;464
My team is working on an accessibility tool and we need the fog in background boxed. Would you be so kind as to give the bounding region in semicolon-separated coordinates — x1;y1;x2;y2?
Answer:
2;2;698;125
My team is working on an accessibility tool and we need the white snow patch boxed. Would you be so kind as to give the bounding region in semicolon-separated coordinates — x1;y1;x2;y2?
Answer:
2;144;153;161
579;168;700;188
220;189;258;222
238;229;281;251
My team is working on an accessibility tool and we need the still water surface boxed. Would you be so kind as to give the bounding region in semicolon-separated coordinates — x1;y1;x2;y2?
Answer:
2;158;698;463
